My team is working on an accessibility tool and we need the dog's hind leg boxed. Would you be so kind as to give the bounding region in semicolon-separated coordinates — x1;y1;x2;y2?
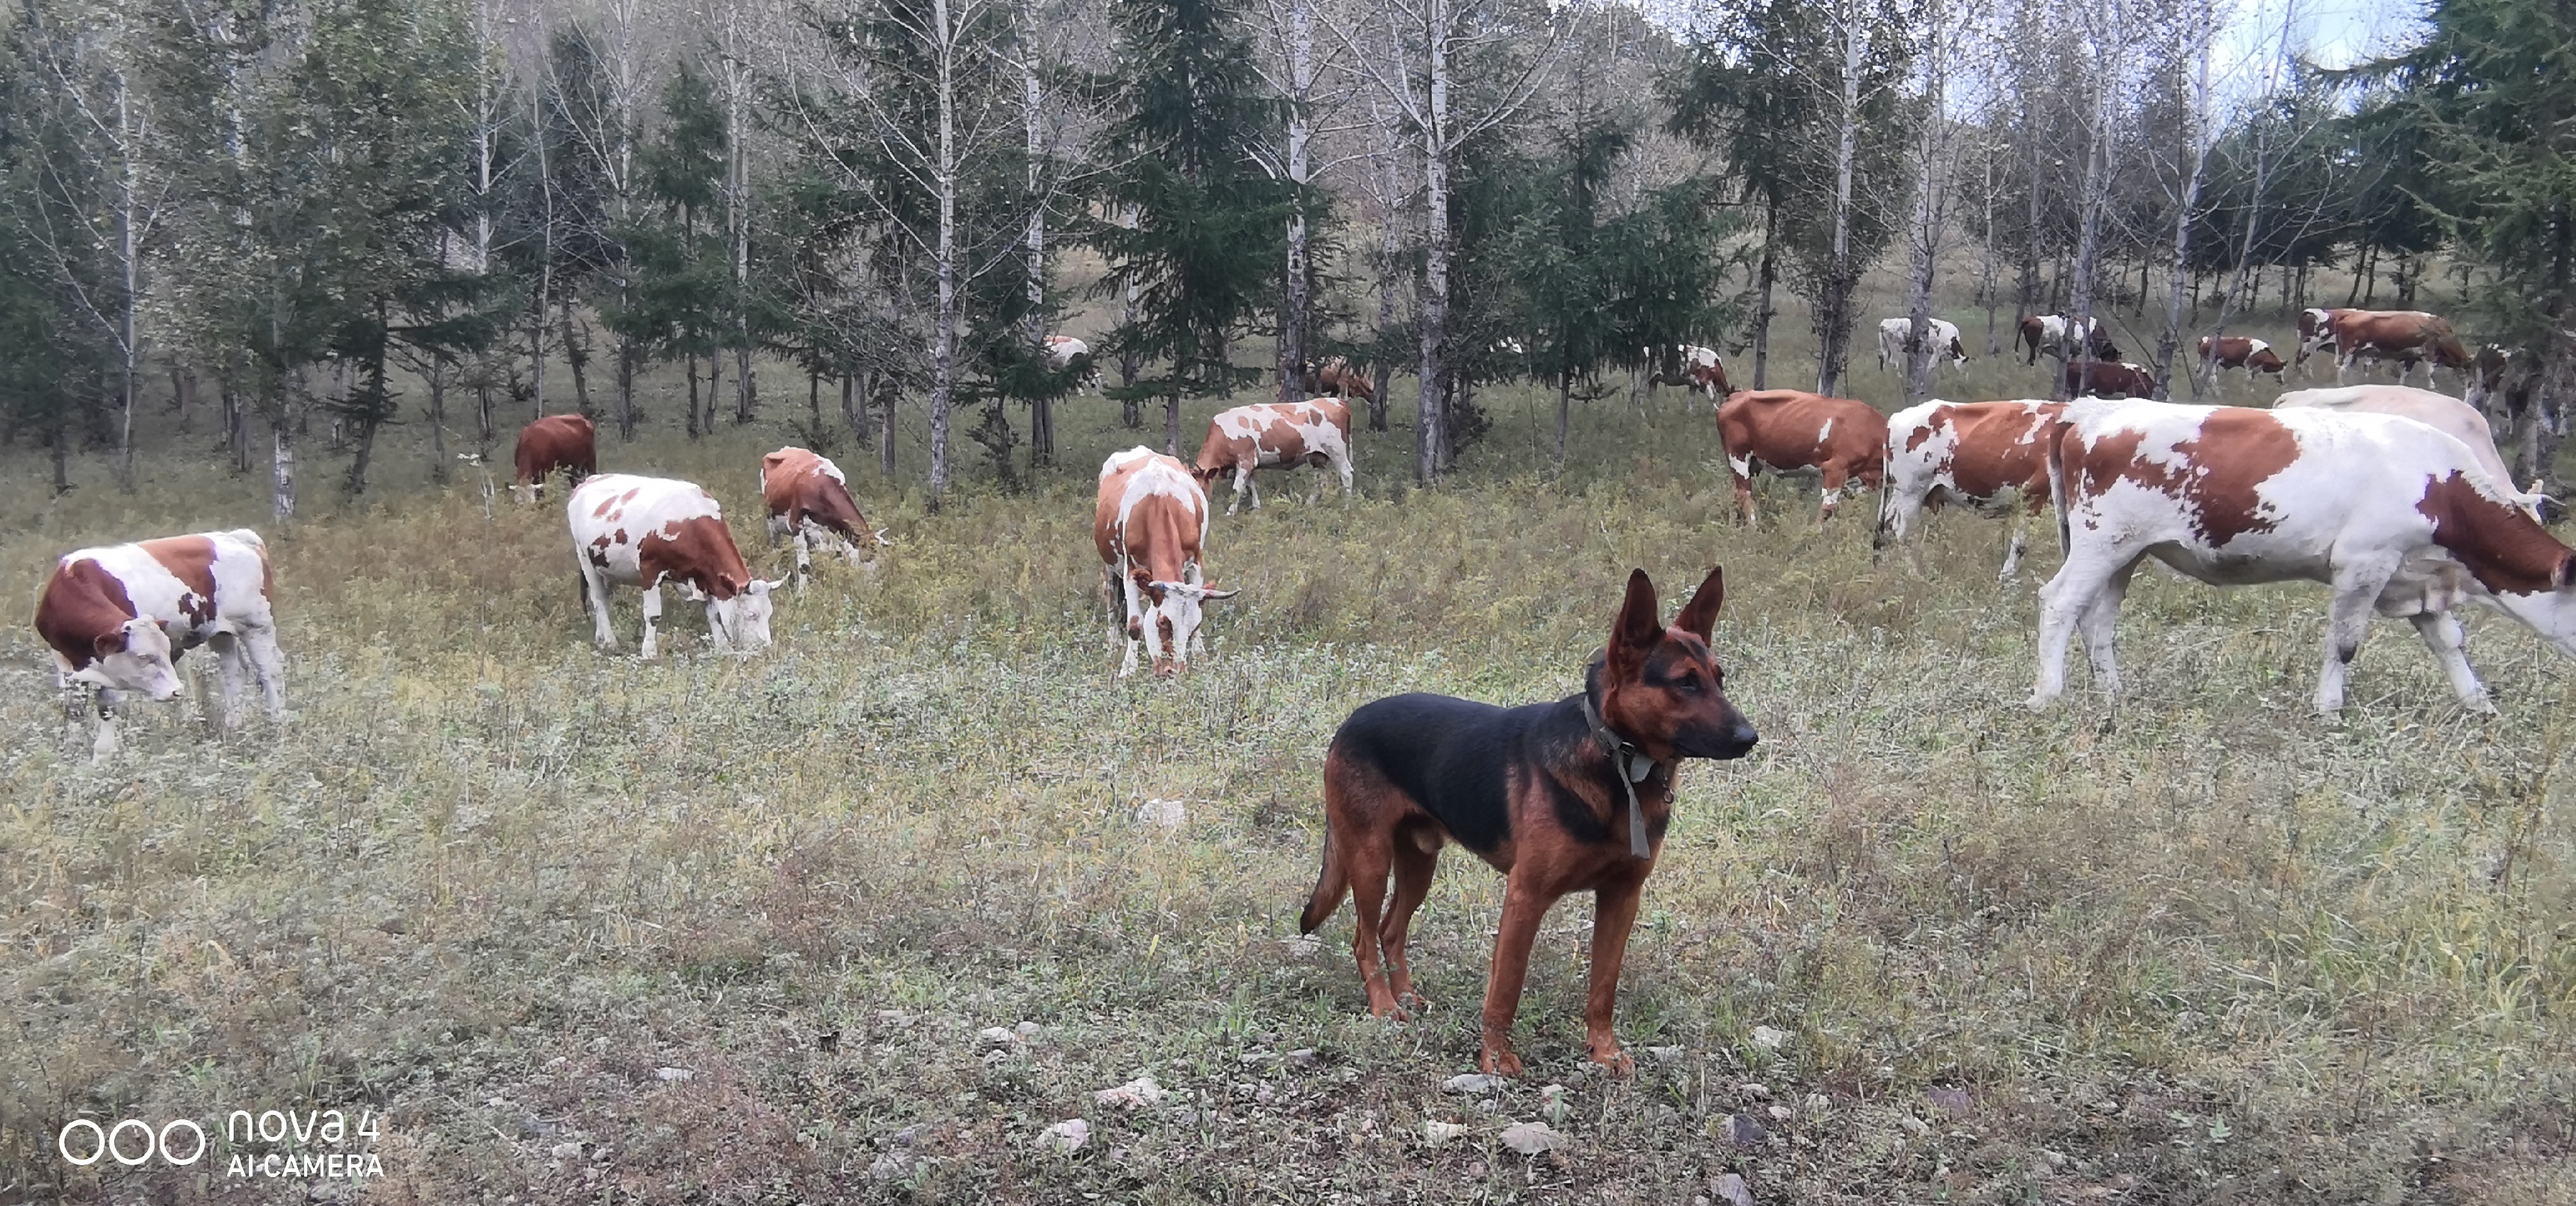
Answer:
1344;832;1402;1019
1380;830;1439;1011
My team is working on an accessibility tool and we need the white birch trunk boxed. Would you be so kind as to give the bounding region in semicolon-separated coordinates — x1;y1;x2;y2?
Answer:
1416;0;1451;483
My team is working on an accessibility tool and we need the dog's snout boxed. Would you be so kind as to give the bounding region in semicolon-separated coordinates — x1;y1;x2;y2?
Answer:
1715;720;1759;759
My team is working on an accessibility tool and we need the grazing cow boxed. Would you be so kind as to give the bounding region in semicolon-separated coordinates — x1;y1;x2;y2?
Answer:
1679;345;1733;397
33;529;285;758
512;414;597;503
1316;357;1376;406
569;474;782;658
1192;398;1355;514
2063;359;2157;398
2294;307;2353;374
1045;334;1102;393
2465;344;2552;443
1877;398;2067;578
1875;318;1970;374
2197;335;2286;383
2016;314;2120;366
2274;385;2545;518
2326;310;2472;387
1715;389;1888;527
1096;447;1236;677
759;447;888;589
2030;399;2576;713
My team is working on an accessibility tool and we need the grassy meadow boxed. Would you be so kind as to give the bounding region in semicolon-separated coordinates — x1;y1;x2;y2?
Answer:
3;294;2572;1203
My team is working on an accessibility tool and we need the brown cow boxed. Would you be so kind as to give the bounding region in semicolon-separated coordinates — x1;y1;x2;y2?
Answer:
2064;359;2156;398
2328;310;2472;388
1096;447;1235;676
2016;314;2119;366
1192;398;1355;515
2197;335;2286;383
760;447;888;589
512;414;597;503
1878;398;2067;578
1715;389;1887;527
1315;357;1376;406
2294;307;2354;374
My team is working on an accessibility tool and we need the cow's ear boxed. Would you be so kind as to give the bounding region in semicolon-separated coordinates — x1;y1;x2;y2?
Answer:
2555;554;2576;591
92;629;128;658
1609;570;1661;667
1673;565;1726;641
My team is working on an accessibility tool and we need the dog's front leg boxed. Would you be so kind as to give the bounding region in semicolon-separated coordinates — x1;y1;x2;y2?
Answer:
1478;876;1553;1077
1584;878;1645;1075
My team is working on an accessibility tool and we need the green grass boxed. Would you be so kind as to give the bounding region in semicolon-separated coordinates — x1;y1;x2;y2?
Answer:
3;299;2570;1203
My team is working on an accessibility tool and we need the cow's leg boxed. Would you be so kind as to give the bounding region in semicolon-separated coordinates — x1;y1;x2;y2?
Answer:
207;631;246;729
1225;465;1249;516
2075;560;2139;697
1816;465;1852;528
91;687;123;761
1118;577;1145;678
2028;551;2124;708
2315;558;2399;713
1336;450;1354;498
579;559;618;651
241;624;287;717
2410;610;2492;712
638;584;663;661
791;526;814;592
1730;458;1758;528
2000;506;2033;580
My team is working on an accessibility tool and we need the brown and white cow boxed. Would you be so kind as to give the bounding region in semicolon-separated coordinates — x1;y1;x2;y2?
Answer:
2197;335;2286;383
1045;334;1103;394
2323;310;2470;387
1716;389;1888;528
2294;307;2354;374
2273;385;2545;517
1096;447;1236;677
2016;314;2119;366
512;413;597;503
1192;398;1355;515
1875;318;1970;374
2030;399;2576;713
759;447;888;589
2064;359;2156;398
569;474;782;658
1314;357;1377;406
1878;398;2066;578
33;529;285;758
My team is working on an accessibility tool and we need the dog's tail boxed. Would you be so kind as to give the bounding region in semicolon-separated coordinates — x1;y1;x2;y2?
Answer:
1297;822;1346;935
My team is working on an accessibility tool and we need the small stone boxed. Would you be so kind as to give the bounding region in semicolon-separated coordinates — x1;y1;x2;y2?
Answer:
877;1009;910;1024
868;1153;908;1178
978;1026;1018;1045
1750;1026;1791;1051
1014;1021;1040;1037
1498;1121;1566;1154
1095;1074;1165;1109
1767;1105;1793;1121
891;1125;921;1147
1926;1087;1972;1117
1803;1092;1831;1113
653;1067;693;1083
1285;1048;1323;1068
1723;1113;1766;1145
1255;1084;1276;1104
542;1057;569;1071
1172;1109;1201;1126
1713;1171;1755;1206
1444;1073;1507;1094
1424;1120;1469;1146
549;1142;581;1160
1539;1084;1567;1100
1647;1045;1686;1065
1037;1118;1089;1154
1897;1114;1930;1137
1285;934;1322;958
1239;1050;1272;1065
1136;798;1186;827
1738;1082;1772;1100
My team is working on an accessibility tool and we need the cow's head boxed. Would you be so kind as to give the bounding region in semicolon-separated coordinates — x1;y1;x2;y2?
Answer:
1590;567;1758;764
511;479;545;505
72;617;183;702
687;577;787;653
1140;579;1238;676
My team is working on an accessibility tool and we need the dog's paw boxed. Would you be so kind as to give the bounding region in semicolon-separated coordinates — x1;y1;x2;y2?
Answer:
1588;1044;1637;1077
1478;1046;1523;1078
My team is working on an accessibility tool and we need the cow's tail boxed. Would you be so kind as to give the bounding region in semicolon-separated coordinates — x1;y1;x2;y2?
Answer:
1297;822;1347;935
2046;416;2077;557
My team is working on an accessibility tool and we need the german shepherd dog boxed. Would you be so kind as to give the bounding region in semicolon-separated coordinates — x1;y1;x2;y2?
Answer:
1299;567;1759;1075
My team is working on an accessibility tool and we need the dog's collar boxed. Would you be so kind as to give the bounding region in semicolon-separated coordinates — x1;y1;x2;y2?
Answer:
1581;694;1659;860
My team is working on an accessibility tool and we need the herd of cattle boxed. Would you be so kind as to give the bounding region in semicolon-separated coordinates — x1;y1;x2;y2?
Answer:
27;305;2571;759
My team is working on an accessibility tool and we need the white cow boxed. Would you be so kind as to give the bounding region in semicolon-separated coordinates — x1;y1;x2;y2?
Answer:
1045;334;1101;394
569;474;783;658
2031;399;2576;714
1094;447;1235;677
1876;317;1969;374
2273;384;2546;518
32;529;285;758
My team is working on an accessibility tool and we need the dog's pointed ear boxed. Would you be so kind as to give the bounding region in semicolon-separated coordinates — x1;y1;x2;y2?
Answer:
1610;569;1662;665
1673;565;1725;641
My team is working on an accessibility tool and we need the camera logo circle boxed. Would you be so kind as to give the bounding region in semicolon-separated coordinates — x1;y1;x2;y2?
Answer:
57;1119;208;1166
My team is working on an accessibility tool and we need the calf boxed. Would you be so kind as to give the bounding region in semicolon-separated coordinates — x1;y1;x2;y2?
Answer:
1877;398;2066;579
2273;385;2545;518
33;529;285;758
2328;310;2472;388
569;474;782;658
2197;335;2286;383
2017;314;2119;366
1192;398;1355;514
2063;359;2156;398
512;413;597;503
759;447;888;589
1096;447;1236;676
1875;317;1970;374
1715;389;1888;528
2031;399;2576;713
